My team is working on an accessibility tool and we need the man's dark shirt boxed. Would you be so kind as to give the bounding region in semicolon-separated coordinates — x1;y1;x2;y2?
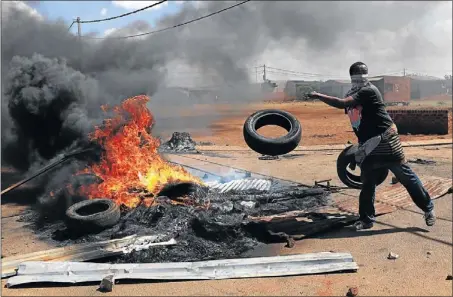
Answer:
345;84;394;143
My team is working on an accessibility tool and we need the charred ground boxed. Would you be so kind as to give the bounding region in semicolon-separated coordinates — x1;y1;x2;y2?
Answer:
18;179;331;264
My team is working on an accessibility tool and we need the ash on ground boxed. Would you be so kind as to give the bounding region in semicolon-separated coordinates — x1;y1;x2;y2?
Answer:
20;180;331;264
158;132;198;154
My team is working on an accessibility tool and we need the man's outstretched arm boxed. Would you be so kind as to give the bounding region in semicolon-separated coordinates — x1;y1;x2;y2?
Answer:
307;92;358;109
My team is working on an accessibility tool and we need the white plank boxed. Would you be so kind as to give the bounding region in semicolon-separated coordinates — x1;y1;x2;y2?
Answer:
7;253;358;287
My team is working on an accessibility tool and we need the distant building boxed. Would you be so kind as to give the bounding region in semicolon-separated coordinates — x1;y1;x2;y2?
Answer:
284;80;322;100
368;76;411;105
319;80;352;98
408;75;448;100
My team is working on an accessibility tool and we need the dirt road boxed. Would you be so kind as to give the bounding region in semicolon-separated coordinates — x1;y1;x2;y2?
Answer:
155;101;452;147
2;143;452;296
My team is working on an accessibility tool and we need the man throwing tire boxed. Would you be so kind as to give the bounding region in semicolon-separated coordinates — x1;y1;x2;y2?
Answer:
308;61;435;231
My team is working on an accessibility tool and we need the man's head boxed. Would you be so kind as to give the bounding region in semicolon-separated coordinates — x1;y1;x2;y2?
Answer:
349;62;369;87
349;62;368;76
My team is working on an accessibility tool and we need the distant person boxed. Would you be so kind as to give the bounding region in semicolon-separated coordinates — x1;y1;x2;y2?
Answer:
308;62;435;231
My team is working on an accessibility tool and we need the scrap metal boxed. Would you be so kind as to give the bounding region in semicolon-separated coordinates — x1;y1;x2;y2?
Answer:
7;252;358;287
2;235;175;279
205;178;272;193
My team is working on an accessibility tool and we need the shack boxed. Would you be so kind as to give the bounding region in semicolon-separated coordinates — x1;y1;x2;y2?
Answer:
408;75;448;100
319;80;352;98
284;80;322;100
369;76;411;106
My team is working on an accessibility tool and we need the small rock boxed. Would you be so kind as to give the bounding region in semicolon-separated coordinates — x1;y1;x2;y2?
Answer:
346;287;358;297
387;252;399;260
446;274;452;280
427;251;432;256
99;275;114;293
210;201;234;212
239;201;256;210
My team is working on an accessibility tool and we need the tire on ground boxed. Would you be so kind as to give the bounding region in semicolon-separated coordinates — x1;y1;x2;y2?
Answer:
243;109;302;156
336;144;389;189
65;198;120;233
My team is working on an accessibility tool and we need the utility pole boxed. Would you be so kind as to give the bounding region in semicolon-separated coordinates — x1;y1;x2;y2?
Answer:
76;17;83;71
255;66;258;83
76;17;81;39
403;68;406;76
263;64;266;81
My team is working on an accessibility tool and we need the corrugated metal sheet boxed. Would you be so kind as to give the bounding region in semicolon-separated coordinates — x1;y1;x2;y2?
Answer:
7;253;358;287
205;178;272;193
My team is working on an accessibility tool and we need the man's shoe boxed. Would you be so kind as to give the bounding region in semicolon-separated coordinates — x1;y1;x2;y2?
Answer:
424;210;436;226
353;220;374;231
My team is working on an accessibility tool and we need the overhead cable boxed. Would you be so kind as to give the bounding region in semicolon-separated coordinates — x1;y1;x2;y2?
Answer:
79;0;168;24
84;0;251;40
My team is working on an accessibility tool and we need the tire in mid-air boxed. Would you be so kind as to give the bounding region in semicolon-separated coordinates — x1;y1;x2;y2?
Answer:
243;109;302;156
65;198;121;233
336;144;389;189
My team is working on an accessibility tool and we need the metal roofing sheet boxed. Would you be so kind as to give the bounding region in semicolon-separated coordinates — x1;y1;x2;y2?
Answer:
205;178;272;193
7;253;358;287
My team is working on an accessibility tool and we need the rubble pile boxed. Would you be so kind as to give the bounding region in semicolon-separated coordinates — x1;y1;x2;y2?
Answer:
159;132;198;153
14;96;332;264
21;180;331;263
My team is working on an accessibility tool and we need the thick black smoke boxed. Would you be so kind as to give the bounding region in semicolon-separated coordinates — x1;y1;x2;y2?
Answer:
1;0;450;171
2;54;106;170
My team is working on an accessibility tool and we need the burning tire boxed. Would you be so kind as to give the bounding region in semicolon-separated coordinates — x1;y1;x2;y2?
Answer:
336;145;389;189
243;109;302;156
65;199;120;232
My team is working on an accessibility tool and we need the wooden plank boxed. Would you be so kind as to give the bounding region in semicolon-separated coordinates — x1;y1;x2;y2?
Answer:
7;253;358;287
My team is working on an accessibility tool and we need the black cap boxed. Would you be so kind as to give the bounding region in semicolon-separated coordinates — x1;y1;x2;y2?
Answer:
349;62;368;76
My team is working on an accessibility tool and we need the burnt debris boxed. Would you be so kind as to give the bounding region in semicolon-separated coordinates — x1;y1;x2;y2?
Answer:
20;179;332;264
408;158;436;165
159;132;199;154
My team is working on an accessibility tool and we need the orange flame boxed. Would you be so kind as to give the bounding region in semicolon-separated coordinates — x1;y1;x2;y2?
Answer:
78;95;203;208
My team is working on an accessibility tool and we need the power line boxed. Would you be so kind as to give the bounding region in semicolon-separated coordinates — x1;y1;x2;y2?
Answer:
265;66;341;78
68;21;75;32
79;1;168;24
265;69;344;79
83;0;251;40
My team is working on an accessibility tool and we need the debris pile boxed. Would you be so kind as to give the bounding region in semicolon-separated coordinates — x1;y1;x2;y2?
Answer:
408;158;436;165
15;96;333;265
159;132;198;153
22;180;332;264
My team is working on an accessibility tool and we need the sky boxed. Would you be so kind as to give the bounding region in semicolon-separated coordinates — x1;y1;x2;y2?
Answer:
4;1;453;82
34;1;191;37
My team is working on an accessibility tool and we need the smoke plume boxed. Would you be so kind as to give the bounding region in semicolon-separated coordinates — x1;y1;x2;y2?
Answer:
1;0;451;172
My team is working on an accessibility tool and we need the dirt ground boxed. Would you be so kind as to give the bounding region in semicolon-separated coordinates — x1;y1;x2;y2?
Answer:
1;99;452;296
2;142;452;296
156;101;452;147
